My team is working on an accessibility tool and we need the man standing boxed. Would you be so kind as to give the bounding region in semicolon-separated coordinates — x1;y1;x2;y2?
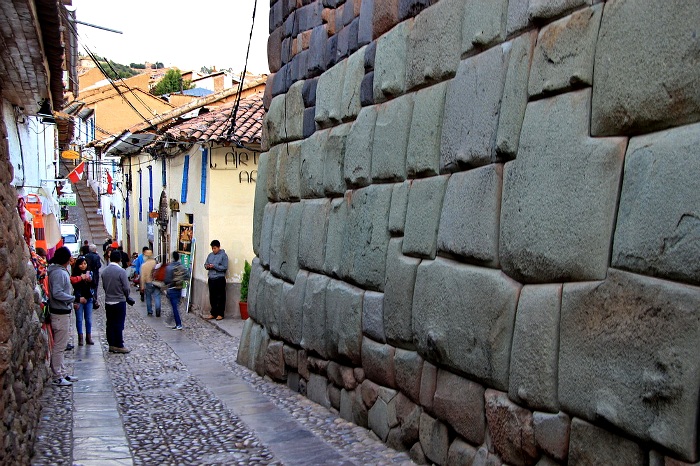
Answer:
165;251;190;330
139;250;161;317
47;246;79;386
204;240;228;321
101;250;134;353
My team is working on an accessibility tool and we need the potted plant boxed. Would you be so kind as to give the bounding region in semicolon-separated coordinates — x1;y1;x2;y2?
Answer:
239;260;251;320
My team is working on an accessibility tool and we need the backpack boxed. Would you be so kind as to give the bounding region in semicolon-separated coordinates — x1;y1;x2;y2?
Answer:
152;263;167;282
172;262;189;288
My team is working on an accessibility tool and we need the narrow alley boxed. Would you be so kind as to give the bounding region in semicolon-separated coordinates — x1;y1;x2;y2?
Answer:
28;183;413;466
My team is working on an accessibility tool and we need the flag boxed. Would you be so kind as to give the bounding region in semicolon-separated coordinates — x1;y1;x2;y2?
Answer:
67;161;85;184
106;169;113;194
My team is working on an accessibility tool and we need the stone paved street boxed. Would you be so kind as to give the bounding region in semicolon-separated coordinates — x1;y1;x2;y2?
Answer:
31;290;415;465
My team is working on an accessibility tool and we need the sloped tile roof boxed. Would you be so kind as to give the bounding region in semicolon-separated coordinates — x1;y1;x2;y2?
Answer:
162;93;264;145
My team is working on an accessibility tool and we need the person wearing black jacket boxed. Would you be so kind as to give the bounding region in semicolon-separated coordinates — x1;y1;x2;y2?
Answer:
85;244;102;309
71;257;94;346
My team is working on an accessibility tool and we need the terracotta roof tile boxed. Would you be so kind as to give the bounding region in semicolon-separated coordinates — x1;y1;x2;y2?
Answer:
162;93;265;145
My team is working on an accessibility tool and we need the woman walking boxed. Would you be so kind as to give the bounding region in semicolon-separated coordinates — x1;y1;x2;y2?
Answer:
71;256;94;346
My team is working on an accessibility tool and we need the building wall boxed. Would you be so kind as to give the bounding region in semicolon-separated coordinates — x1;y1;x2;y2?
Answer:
0;97;49;465
240;0;700;465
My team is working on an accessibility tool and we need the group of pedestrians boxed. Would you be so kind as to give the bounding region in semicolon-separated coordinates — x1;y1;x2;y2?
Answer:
43;237;226;386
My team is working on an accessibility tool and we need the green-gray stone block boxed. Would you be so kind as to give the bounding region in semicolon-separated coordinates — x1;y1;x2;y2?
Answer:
407;82;447;178
300;129;328;199
253;152;269;255
384;238;421;350
413;258;521;390
612;123;700;286
344;105;377;188
500;89;626;283
324;195;349;278
373;21;411;103
528;5;602;98
326;279;364;365
280;201;302;283
341;46;367;122
324;123;350;197
259;202;277;268
280;269;308;345
269;202;289;279
276;141;302;202
316;59;347;128
403;175;448;259
298;198;331;272
462;0;508;53
300;272;331;358
388;180;410;236
372;94;414;182
437;165;502;267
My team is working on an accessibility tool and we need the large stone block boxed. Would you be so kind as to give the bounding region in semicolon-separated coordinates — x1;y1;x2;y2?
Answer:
252;269;269;325
344;105;377;188
419;412;450;465
259;202;277;268
261;272;285;338
252;152;269;255
413;258;521;390
447;439;478;466
362;290;385;343
485;389;538;466
341;45;366;121
496;31;536;159
276;141;302;202
407;82;447;178
441;45;510;171
499;89;626;283
236;318;255;368
394;349;423;404
323;123;350;196
406;0;463;90
388;180;410;235
373;20;411;103
560;269;700;461
279;201;302;283
266;81;305;146
372;94;414;182
342;184;392;291
612;123;700;286
280;270;307;345
462;0;508;53
269;202;289;279
369;398;393;441
509;284;561;413
568;418;645;465
300;273;331;358
527;0;590;21
298;198;331;272
362;337;396;388
323;195;349;278
325;279;364;365
528;5;602;98
247;258;264;322
433;369;486;445
419;361;437;413
266;144;280;202
403;175;449;259
308;373;331;408
300;129;328;198
506;0;530;36
315;59;347;127
384;238;421;348
592;0;700;136
265;340;287;381
533;411;570;462
437;165;502;267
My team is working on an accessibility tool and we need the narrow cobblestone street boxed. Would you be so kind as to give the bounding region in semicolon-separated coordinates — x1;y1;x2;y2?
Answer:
31;294;414;465
30;192;414;465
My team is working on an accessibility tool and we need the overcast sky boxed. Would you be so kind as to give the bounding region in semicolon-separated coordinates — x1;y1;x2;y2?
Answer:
69;0;270;75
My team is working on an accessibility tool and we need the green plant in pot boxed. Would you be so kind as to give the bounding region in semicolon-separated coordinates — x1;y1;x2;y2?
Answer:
239;260;251;320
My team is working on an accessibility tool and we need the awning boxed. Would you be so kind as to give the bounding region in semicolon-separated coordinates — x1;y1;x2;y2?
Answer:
104;132;157;156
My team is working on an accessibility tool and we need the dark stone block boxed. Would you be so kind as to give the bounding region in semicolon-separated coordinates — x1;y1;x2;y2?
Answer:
342;0;357;26
323;0;344;7
358;0;374;46
284;10;298;37
335;4;346;34
307;1;325;30
373;0;400;40
361;72;374;106
347;17;360;56
399;0;431;21
272;65;291;97
302;78;318;107
268;27;284;74
308;25;328;75
364;40;377;71
271;1;284;32
281;36;292;65
304;107;317;138
326;34;339;69
337;24;350;61
295;50;309;82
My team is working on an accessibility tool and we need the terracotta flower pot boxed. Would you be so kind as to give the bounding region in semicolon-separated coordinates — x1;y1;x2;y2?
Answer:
239;301;249;320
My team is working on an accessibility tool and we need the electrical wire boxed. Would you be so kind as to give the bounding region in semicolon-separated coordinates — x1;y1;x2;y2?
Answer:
225;0;258;145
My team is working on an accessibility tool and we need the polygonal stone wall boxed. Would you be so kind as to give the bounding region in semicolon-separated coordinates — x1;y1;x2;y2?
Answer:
244;0;700;464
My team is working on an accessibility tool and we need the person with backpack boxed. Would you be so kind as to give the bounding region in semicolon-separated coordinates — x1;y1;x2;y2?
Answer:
139;250;161;317
85;244;102;309
165;251;190;330
47;246;79;386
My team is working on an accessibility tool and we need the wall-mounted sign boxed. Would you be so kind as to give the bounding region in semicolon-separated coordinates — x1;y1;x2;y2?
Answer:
61;150;80;160
58;193;77;206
